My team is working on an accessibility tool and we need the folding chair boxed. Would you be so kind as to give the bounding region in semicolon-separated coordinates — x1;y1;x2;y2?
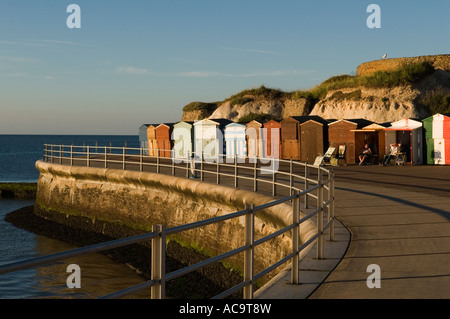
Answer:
337;144;347;166
322;146;336;165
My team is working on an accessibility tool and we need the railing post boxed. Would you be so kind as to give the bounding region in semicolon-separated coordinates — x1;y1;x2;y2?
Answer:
304;165;309;209
123;146;128;170
289;159;293;196
59;144;62;164
104;146;107;168
43;144;46;162
70;144;74;166
317;168;324;260
291;190;300;284
216;154;220;184
171;150;175;176
87;145;90;167
329;172;335;242
272;159;276;197
243;204;255;299
234;154;238;188
151;224;166;299
140;147;144;172
186;151;190;178
200;152;204;181
253;158;258;192
156;149;160;173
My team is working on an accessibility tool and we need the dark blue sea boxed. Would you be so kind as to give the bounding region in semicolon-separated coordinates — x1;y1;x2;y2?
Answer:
0;135;151;299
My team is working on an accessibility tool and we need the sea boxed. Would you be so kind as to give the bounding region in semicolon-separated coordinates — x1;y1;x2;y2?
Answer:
0;134;152;299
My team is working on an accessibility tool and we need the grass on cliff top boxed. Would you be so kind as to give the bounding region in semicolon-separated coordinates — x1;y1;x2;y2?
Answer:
182;101;220;112
293;61;436;102
237;112;282;123
182;62;437;112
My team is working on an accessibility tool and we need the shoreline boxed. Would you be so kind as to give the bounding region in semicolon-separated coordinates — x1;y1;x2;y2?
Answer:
5;205;243;299
0;183;37;199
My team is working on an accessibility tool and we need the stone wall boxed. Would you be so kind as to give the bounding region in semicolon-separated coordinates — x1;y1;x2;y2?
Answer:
357;54;450;76
34;160;317;283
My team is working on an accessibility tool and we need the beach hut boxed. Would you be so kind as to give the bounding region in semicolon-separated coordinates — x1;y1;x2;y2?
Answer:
172;121;194;160
281;116;328;161
147;124;159;157
300;117;330;164
246;120;264;158
422;116;435;165
156;123;174;158
280;117;301;160
327;119;373;164
193;118;232;160
432;113;450;139
263;120;282;159
224;122;247;159
139;124;150;155
351;122;390;163
384;118;424;165
432;113;450;165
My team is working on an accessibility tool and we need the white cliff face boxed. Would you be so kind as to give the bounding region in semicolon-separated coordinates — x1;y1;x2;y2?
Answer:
207;98;311;121
310;71;450;122
209;100;283;120
181;66;450;123
310;86;426;123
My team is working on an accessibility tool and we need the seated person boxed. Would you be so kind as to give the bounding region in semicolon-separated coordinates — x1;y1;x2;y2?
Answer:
381;143;400;166
358;144;372;165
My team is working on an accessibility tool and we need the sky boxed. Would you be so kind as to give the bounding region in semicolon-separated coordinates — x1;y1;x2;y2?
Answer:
0;0;449;135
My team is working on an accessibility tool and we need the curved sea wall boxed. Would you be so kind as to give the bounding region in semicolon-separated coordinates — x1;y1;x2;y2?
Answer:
34;160;317;282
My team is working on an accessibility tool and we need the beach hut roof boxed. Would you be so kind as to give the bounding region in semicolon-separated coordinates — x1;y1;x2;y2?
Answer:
194;118;231;124
328;118;373;128
225;122;247;128
156;122;177;129
432;113;450;119
386;118;423;130
288;115;328;124
358;122;391;131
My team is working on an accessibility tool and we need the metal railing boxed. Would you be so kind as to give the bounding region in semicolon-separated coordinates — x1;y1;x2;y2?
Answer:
0;144;335;299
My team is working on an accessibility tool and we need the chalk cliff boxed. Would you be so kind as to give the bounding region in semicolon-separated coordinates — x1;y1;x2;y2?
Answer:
180;55;450;123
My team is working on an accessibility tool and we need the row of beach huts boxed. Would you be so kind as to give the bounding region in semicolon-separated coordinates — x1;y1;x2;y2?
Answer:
139;113;450;166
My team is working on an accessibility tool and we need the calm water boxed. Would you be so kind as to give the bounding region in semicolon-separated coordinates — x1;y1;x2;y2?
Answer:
0;135;151;299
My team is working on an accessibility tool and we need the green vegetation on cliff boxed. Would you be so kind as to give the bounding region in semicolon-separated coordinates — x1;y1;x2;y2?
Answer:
182;101;219;112
420;87;450;114
293;61;436;103
237;112;281;123
182;61;448;118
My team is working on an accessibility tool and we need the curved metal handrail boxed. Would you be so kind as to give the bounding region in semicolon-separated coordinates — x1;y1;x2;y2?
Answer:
0;144;336;299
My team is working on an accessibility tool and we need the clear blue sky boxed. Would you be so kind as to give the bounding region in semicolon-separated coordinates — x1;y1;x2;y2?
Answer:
0;0;449;135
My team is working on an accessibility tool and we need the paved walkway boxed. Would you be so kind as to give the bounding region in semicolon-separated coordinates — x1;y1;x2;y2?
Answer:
257;165;450;299
46;156;450;298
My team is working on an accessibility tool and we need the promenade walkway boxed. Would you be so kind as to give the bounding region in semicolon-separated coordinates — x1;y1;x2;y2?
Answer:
258;165;450;299
43;149;450;298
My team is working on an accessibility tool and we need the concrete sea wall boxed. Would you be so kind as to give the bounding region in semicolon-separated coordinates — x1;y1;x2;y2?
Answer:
34;160;317;282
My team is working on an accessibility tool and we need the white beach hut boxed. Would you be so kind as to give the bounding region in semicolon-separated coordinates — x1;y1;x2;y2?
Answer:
432;113;450;165
193;118;232;160
384;118;424;165
224;122;248;160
